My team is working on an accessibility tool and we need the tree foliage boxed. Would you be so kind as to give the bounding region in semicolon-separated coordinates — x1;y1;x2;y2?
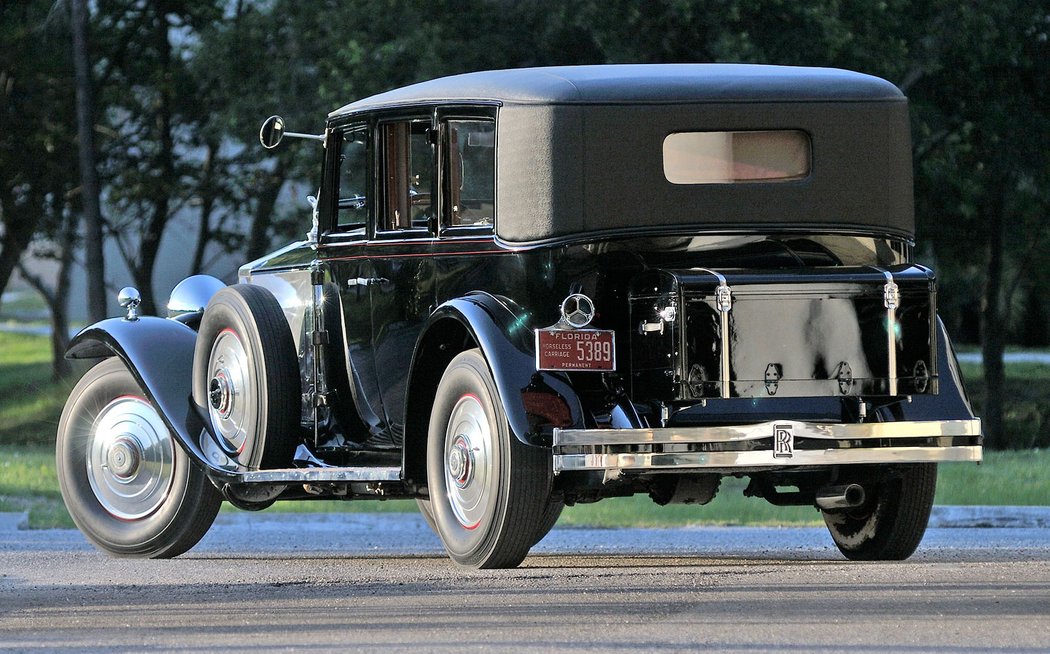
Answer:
4;0;1048;445
0;1;77;312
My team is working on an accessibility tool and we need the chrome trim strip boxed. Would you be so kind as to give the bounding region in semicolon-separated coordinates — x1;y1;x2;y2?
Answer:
554;445;982;472
554;418;982;446
237;466;401;484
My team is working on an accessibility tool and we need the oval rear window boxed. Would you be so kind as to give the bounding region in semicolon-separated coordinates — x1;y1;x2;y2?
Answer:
663;130;810;184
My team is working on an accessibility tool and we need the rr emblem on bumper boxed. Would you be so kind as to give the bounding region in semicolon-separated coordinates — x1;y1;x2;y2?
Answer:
773;424;794;458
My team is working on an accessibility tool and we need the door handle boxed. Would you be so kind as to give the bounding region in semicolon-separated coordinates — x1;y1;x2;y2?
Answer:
347;277;388;287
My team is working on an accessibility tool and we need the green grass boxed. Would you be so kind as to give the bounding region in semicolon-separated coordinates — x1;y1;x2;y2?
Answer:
565;451;1050;526
2;444;1045;530
0;446;72;529
560;449;1050;527
957;362;1050;449
5;332;1048;451
560;477;823;527
1;331;1047;530
0;332;82;447
0;288;48;319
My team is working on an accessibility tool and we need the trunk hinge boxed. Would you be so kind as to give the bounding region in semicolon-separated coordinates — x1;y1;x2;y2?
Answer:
873;267;900;396
698;268;733;399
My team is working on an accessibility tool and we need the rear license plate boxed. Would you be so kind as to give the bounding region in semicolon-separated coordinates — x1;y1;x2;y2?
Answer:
535;329;616;371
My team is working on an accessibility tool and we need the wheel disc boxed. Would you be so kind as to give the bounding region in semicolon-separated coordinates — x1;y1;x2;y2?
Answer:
443;394;494;530
86;396;175;520
206;328;252;456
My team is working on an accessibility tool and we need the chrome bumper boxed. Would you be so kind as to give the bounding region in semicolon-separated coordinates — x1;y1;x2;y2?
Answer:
552;419;982;473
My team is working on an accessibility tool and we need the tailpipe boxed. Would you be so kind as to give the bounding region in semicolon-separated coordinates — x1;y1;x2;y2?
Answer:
815;483;866;510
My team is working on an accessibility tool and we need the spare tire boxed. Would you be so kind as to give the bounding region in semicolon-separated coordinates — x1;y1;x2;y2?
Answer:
192;284;300;470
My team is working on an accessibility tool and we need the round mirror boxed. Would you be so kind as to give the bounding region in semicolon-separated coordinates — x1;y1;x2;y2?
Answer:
259;115;285;149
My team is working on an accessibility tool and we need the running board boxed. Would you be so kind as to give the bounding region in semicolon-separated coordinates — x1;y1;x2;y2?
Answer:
195;436;402;484
231;466;401;484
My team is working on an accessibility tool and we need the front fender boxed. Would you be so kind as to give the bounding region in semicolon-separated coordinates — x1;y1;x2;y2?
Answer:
413;293;585;448
66;317;234;480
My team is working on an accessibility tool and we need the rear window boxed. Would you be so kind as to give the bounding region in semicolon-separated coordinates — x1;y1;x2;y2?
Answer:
663;130;810;184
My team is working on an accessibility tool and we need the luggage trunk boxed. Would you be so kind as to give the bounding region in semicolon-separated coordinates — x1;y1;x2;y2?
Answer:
628;265;937;402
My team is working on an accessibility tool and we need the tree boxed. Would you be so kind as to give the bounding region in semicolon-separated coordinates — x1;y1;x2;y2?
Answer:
188;0;525;263
906;1;1050;447
71;0;107;322
17;199;78;380
0;2;75;310
88;1;222;314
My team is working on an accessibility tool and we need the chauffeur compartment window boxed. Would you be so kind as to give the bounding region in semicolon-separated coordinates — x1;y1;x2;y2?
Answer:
337;126;369;228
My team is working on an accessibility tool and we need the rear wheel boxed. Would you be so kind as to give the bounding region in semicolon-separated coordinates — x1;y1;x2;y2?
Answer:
418;495;563;547
822;463;937;561
531;497;564;546
426;349;552;568
56;358;221;558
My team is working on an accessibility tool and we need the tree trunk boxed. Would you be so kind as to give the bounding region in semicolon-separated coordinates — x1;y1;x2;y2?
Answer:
980;187;1006;448
131;12;176;316
16;213;75;381
49;208;76;380
191;141;219;275
0;188;43;311
71;0;108;323
0;215;38;312
246;156;288;261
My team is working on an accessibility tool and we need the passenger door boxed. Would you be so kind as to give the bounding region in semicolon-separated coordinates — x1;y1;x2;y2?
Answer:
324;123;387;437
368;116;438;444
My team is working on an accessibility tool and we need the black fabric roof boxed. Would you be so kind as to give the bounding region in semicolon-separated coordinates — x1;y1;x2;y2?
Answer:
330;64;903;116
327;65;915;241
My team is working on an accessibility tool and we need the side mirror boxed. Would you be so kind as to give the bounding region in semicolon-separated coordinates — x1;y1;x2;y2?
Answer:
259;115;285;149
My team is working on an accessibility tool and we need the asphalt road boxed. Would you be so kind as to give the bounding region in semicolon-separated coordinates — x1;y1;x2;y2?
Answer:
2;513;1050;653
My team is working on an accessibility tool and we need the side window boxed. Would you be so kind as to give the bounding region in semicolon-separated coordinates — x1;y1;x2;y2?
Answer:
445;119;495;227
380;120;433;232
338;126;369;229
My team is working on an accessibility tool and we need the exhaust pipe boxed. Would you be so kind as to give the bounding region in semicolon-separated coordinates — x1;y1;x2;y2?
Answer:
815;483;866;510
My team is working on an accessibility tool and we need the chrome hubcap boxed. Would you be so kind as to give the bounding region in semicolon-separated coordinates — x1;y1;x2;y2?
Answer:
444;395;493;530
207;329;251;455
208;370;234;419
87;397;175;519
447;435;474;488
106;436;142;479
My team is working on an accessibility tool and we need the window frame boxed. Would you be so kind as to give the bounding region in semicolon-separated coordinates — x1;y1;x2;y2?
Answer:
662;129;813;185
330;122;372;235
372;112;437;241
436;106;498;240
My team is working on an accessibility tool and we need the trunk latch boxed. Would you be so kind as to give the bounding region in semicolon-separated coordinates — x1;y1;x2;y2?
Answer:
764;363;782;395
837;361;854;394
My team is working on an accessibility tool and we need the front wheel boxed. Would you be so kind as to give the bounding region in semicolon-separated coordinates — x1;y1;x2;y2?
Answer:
56;358;221;558
426;349;552;569
822;463;937;561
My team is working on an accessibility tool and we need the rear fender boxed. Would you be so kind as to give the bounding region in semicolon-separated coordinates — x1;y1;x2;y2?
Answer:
401;293;585;484
66;317;235;480
895;318;977;421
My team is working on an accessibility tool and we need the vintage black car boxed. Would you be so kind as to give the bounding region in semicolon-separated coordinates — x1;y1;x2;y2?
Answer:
57;64;982;568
